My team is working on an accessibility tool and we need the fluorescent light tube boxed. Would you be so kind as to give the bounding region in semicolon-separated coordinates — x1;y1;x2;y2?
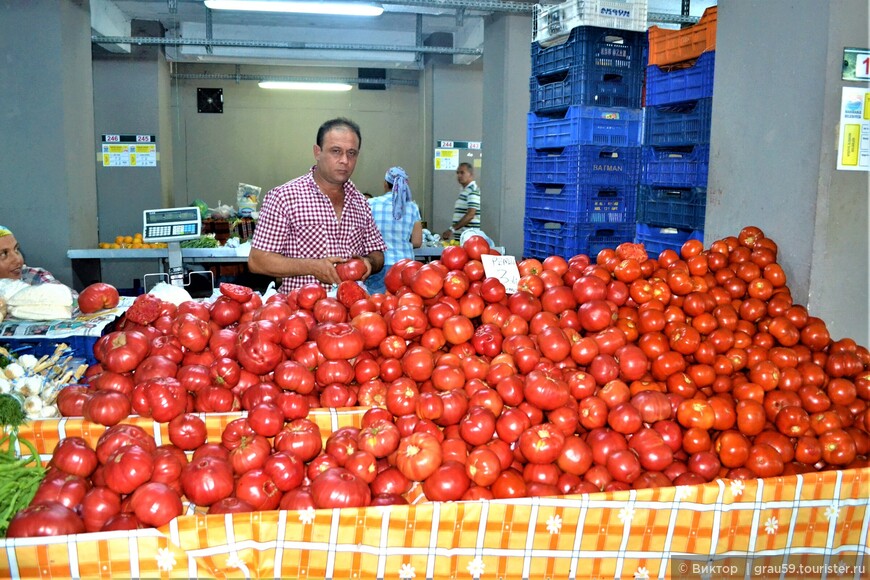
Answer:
259;81;353;91
204;1;384;16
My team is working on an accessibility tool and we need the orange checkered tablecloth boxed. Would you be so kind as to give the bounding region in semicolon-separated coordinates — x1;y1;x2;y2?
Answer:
2;414;868;580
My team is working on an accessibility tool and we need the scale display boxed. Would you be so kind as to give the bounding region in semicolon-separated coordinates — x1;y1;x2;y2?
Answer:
142;207;202;243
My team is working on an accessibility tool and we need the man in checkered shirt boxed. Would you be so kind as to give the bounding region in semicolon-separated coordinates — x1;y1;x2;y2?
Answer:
249;118;387;293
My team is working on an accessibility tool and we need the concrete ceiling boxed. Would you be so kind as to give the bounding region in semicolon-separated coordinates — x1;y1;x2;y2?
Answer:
91;0;716;70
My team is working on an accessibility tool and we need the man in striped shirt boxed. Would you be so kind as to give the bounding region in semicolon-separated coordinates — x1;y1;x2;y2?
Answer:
249;118;387;293
442;162;481;242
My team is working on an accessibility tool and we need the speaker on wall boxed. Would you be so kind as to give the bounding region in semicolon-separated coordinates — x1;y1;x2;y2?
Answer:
358;68;386;91
197;88;223;113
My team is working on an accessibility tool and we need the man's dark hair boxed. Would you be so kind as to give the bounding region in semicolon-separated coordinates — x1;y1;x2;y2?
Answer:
317;118;362;149
458;162;474;173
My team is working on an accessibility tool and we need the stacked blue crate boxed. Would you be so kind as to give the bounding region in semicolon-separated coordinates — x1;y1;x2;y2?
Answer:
637;51;715;253
525;25;647;260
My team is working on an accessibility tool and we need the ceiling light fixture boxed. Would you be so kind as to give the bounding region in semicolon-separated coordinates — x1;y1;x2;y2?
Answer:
204;1;384;17
259;81;353;91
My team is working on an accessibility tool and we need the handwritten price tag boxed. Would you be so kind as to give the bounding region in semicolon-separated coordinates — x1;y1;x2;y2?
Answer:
481;254;520;295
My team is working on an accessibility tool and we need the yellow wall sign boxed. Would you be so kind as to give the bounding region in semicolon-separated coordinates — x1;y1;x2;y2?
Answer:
101;134;158;167
837;88;869;171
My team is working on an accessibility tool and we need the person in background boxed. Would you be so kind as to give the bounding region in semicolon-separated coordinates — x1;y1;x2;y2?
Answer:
0;225;77;315
442;162;481;242
0;225;68;286
248;118;387;293
367;167;423;294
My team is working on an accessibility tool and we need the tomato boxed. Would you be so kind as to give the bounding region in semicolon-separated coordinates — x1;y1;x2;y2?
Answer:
124;293;163;325
745;443;784;478
358;419;401;458
171;312;212;353
606;448;642;484
395;432;443;481
465;447;502;487
131;377;187;423
314;322;365;361
491;468;527;499
390;305;428;339
229;434;271;475
422;460;471;501
104;444;155;495
274;419;323;463
234;468;283;510
208;497;255;515
95;424;157;464
237;320;284;375
523;370;570;411
129;482;183;527
94;330;151;373
557;435;593;476
165;413;206;451
462;235;491;260
518;423;565;464
333;258;367;282
50;437;98;479
819;429;857;466
210;296;243;327
78;283;120;313
81;487;122;532
82;390;131;426
213;282;252;305
181;455;235;507
32;474;90;511
6;502;85;538
311;467;371;508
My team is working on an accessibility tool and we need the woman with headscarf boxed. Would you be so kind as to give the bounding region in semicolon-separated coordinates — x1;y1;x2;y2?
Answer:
367;167;423;294
0;225;76;320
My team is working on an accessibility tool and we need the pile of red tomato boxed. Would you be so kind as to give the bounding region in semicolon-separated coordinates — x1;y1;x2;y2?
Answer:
7;227;870;537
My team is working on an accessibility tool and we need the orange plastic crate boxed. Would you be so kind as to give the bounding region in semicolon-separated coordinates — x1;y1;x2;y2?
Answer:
647;5;717;67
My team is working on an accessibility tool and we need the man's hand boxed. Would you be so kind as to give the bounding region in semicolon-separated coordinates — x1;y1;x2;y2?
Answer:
312;257;345;286
442;229;454;241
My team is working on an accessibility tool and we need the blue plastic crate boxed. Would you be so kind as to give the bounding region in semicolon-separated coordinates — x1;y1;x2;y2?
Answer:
531;26;647;78
644;97;713;146
635;223;704;257
636;184;707;230
3;336;100;366
530;64;643;111
528;106;644;149
645;51;715;106
526;145;641;187
523;219;635;260
530;26;646;112
525;181;637;223
641;144;710;187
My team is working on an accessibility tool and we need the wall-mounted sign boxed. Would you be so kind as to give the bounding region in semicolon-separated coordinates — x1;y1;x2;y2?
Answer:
837;87;869;171
101;134;157;167
842;47;870;81
435;140;481;170
434;148;458;170
437;140;481;150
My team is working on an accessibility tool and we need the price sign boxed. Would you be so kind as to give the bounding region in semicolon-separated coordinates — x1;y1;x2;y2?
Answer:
481;254;520;295
843;48;870;81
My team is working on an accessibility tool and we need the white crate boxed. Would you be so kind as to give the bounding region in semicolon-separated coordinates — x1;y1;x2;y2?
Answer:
533;0;649;44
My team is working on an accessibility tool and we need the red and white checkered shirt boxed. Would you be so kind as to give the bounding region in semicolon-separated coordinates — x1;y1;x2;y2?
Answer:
252;167;387;292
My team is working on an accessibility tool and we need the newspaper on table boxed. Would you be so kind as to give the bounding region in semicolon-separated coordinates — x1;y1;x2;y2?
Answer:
0;296;134;339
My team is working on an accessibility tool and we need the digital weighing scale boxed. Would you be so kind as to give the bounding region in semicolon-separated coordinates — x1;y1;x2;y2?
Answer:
142;207;210;289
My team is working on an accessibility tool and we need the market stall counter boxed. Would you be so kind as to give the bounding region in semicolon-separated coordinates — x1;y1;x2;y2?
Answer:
1;413;867;579
67;246;452;289
0;297;132;366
